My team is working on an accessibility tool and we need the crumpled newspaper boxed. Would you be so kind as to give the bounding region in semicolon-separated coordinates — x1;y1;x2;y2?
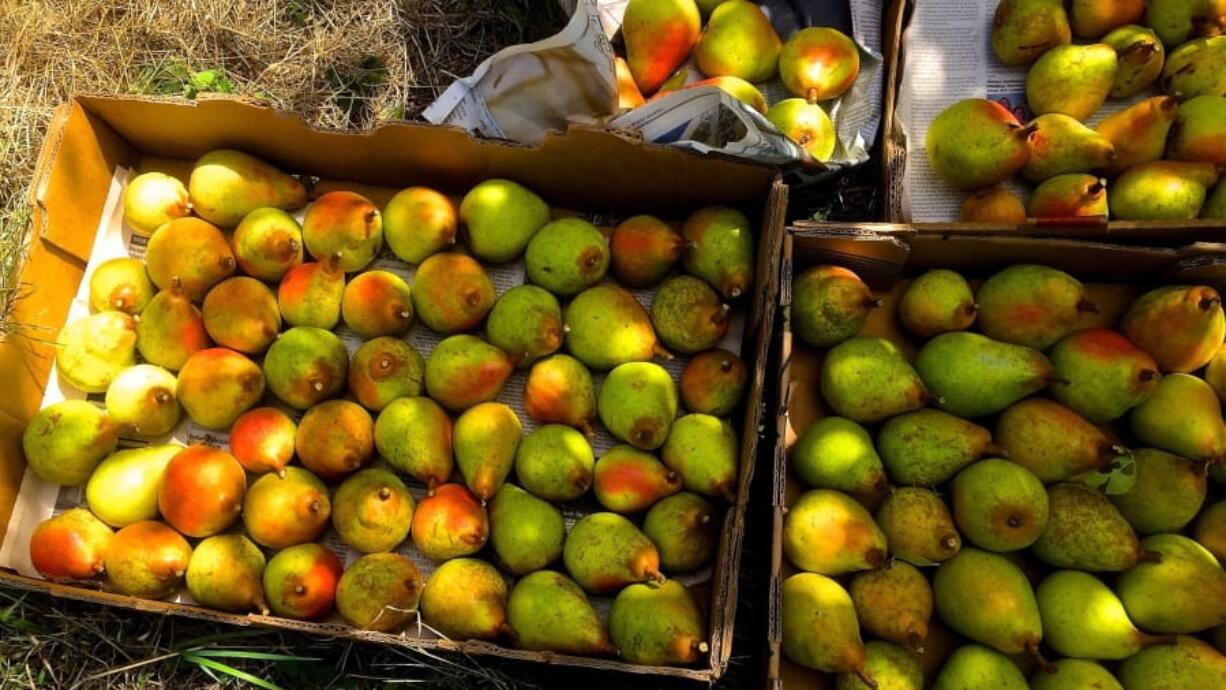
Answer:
423;0;885;175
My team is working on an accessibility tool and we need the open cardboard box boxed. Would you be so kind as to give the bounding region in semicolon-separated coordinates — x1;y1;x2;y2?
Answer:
765;221;1226;689
0;94;788;682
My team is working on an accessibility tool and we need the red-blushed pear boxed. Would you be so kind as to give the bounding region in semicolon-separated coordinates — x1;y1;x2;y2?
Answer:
423;335;513;413
960;187;1027;223
411;483;489;561
228;407;296;476
778;27;860;101
680;348;746;416
263;543;343;620
144;217;236;301
593;445;682;514
409;252;495;333
1049;328;1161;422
348;337;425;411
767;98;836;162
524;354;597;434
137;279;210;371
28;508;113;581
622;0;701;96
176;348;265;429
341;270;413;338
615;57;646;110
242;467;331;549
1028;174;1110;219
104;521;192;599
609;215;683;288
294;399;373;480
301;190;382;272
277;254;344;330
157;445;247;538
1021;114;1116;183
1122;285;1226;373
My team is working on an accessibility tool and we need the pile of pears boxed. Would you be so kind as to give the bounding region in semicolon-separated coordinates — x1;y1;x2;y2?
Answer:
21;146;759;666
783;262;1226;689
618;0;862;162
927;0;1226;222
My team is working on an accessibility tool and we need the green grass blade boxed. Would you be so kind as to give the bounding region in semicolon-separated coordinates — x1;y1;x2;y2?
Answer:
181;654;283;690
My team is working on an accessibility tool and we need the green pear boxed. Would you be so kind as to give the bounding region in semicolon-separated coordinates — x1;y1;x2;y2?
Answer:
105;364;181;438
186;534;267;614
563;512;662;594
122;171;190;236
792;265;880;348
188;149;306;228
490;484;564;575
1110;160;1219;219
821;337;928;423
661;413;738;501
975;264;1096;350
419;558;509;640
899;269;976;339
105;521;192;599
1028;174;1110;219
992;0;1072;65
878;409;997;486
1096;96;1179;174
373;396;453;488
875;487;962;566
781;573;873;683
1039;570;1169;659
644;492;719;573
1027;44;1118;121
1146;0;1226;46
262;327;347;410
835;641;923;690
424;335;512;412
507;571;614;655
952;459;1048;552
331;468;414;553
459;178;549;263
681;206;754;299
1169;94;1226;165
933;645;1028;690
651;276;730;354
1071;0;1145;38
766;98;837;162
145;218;236;301
1109;448;1207;534
1104;25;1164;97
232;207;303;282
693;1;781;82
849;562;933;653
784;489;887;575
524;218;609;297
335;553;423;632
138;282;209;371
347;337;425;411
933;548;1043;656
1130;375;1226;461
1119;636;1226;690
1048;328;1161;422
791;416;889;506
916;332;1054;418
1123;284;1225;373
276;256;344;330
57;311;138;393
22;400;117;486
381;186;456;264
85;445;179;527
89;257;153;315
1031;659;1123;690
622;0;702;95
1196;500;1226;561
1022;114;1116;182
514;424;595;501
1033;482;1145;571
1117;534;1226;633
564;283;663;369
995;398;1116;482
453;402;521;501
410;252;495;333
926;99;1034;190
1161;36;1226;100
598;362;678;450
609;579;707;665
485;285;563;367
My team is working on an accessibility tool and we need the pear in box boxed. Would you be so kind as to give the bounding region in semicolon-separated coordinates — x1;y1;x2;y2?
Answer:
348;337;424;411
411;483;488;560
22;399;117;486
507;570;614;655
57;311;138;393
28;508;113;581
490;484;564;575
411;252;495;333
420;558;509;640
302;190;382;273
86;445;179;527
177;348;265;429
105;520;192;598
563;512;662;594
123;171;190;236
336;553;423;631
202;276;280;354
229;407;296;476
89;257;153;315
680;348;746;416
332;468;413;554
263;327;347;410
186;534;267;614
158;445;246;538
564;283;663;369
263;543;342;620
105;364;180;438
242;467;331;549
277;255;344;330
594;445;682;513
485;285;563;367
374;396;453;488
460;179;550;263
295;400;373;480
610;215;682;288
382;186;456;265
232;207;303;282
525;218;609;298
189;149;305;228
145;217;236;301
515;424;595;502
610;579;707;665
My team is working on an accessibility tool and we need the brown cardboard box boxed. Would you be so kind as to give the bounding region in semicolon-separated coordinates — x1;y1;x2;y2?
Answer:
766;221;1226;689
0;94;788;682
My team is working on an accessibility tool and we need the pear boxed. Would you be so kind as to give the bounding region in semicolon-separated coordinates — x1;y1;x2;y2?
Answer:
331;468;413;553
177;348;265;429
644;492;719;573
1123;285;1225;373
485;285;563;367
1071;0;1144;37
419;558;509;640
186;534;267;614
766;98;837;162
898;269;976;340
507;571;614;655
335;553;423;631
960;187;1027;223
242;467;331;549
1048;328;1160;422
952;459;1048;552
926;99;1034;190
423;335;512;412
1033;482;1145;571
995;398;1116;482
651;275;730;354
836;641;923;690
598;362;678;450
609;215;683;288
459;178;549;263
1027;44;1118;121
1117;534;1226;633
1119;636;1226;690
1038;570;1170;659
916;332;1054;418
791;416;889;506
778;27;860;100
1211;345;1226;402
1028;174;1110;219
975;264;1095;350
157;445;246;538
622;0;701;95
341;270;413;338
878;409;997;486
1109;448;1207;534
202;276;280;354
610;579;707;664
489;484;564;575
523;354;597;433
1130;375;1226;461
515;424;595;501
785;489;887;575
138;282;209;371
1022;114;1116;182
781;573;873;684
302;191;382;272
1031;659;1123;690
682;206;755;300
145;217;236;301
373;396;453;488
992;0;1072;65
89;257;154;315
86;445;178;527
792;265;879;348
933;548;1043;656
264;327;347;410
850;562;933;653
188;149;305;228
564;283;662;369
525;218;609;297
1196;500;1226;561
347;337;425;411
382;186;456;264
104;521;191;598
693;1;780;82
28;508;113;581
1096;96;1179;175
1104;25;1165;98
1169;95;1226;165
662;413;738;501
1146;0;1226;46
1206;179;1226;218
932;645;1027;690
453;402;521;501
680;348;747;416
410;252;495;333
1110;160;1219;219
57;311;138;393
411;483;488;560
1161;36;1226;100
277;255;344;329
679;76;769;114
563;512;662;593
616;56;646;110
593;445;682;513
263;543;342;620
821;337;928;423
122;171;190;236
232;207;303;282
22;399;117;486
875;487;962;566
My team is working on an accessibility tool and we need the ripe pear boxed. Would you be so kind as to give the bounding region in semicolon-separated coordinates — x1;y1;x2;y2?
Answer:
850;562;933;653
331;468;413;554
411;483;488;560
682;206;754;300
410;252;495;333
1096;96;1178;175
792;265;879;348
960;186;1027;223
22;399;117;486
1130;374;1226;461
822;337;928;423
507;571;614;655
791;416;888;506
89;257;153;315
105;521;191;598
610;579;707;665
460;178;549;263
1022;114;1116;182
202;276;280;353
242;467;330;549
263;327;348;410
651;275;730;354
1031;659;1122;690
276;254;344;329
1071;0;1144;37
1168;94;1226;165
424;335;512;412
1161;36;1226;100
992;0;1072;65
230;407;295;475
186;534;266;614
785;489;887;575
598;362;677;450
1048;328;1160;422
1109;448;1206;534
489;484;564;575
341;270;412;338
231;207;303;281
263;543;342;620
1147;0;1226;46
609;215;683;288
933;548;1043;656
138;283;209;371
1027;44;1118;121
1119;636;1226;690
766;98;837;162
28;508;113;581
514;424;595;501
975;264;1096;350
1117;534;1226;633
145;217;236;301
899;269;976;339
1028;174;1110;219
382;186;456;264
1033;482;1145;571
419;558;509;640
952;459;1048;552
1124;285;1225;373
57;311;138;393
1110;160;1219;219
295;400;373;479
335;553;423;632
662;413;738;501
781;573;873;683
485;285;563;367
1196;500;1226;561
1039;570;1169;659
678;75;769;113
680;348;746;416
564;283;662;369
374;396;453;488
123;171;190;236
1104;25;1165;98
996;398;1116;482
453;402;521;500
622;0;701;95
523;354;597;433
917;332;1054;418
525;218;609;297
85;445;179;527
177;348;265;428
878;409;996;486
693;1;780;82
933;645;1028;690
563;512;662;593
644;492;719;573
926;99;1034;190
779;27;860;100
875;487;962;566
188;149;305;228
836;641;923;690
594;445;681;513
302;191;381;272
347;337;424;411
157;445;246;538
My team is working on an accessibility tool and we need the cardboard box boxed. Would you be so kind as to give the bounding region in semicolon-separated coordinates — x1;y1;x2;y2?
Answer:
766;221;1226;689
0;94;788;682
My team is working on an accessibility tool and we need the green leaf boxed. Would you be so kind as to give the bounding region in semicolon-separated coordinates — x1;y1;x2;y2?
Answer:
1083;450;1137;495
181;654;282;690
